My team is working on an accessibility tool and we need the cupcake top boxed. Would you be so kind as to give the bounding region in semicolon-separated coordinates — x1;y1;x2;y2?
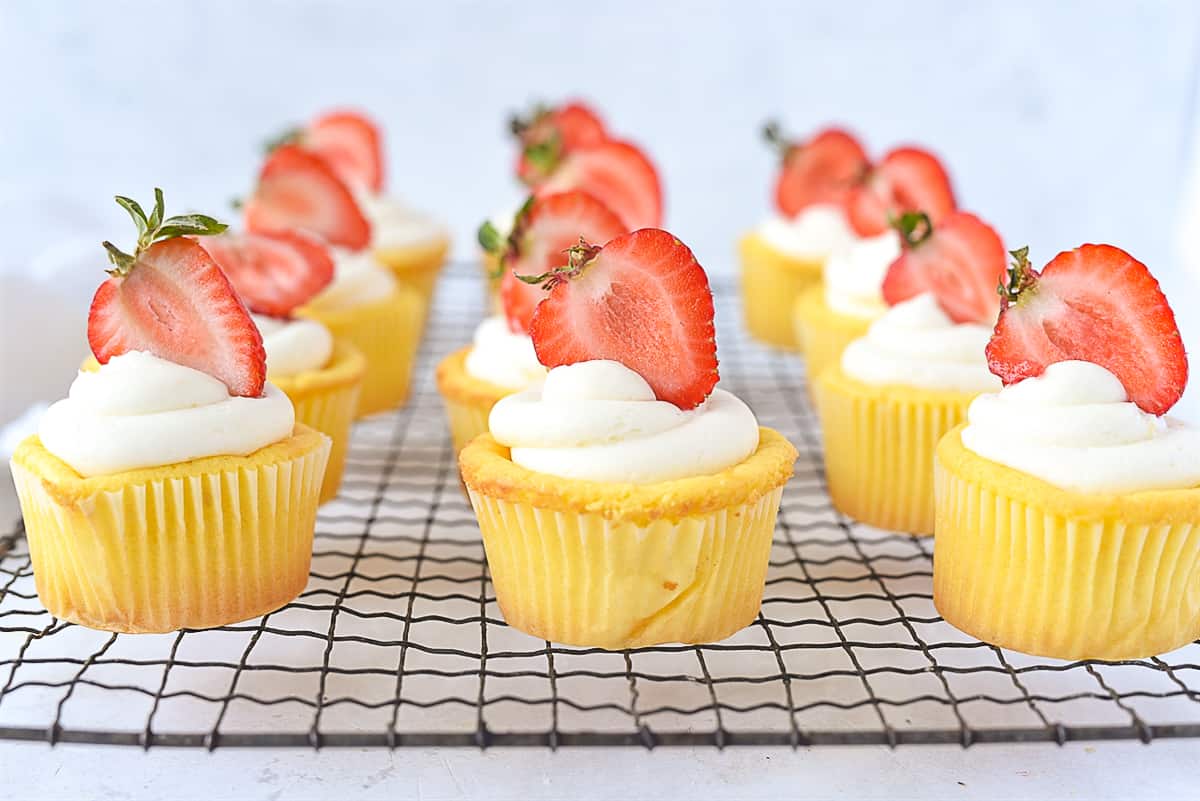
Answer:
822;229;900;319
304;247;397;312
964;243;1195;494
41;190;296;477
252;315;334;377
356;192;448;250
485;227;767;485
464;316;545;390
757;204;857;261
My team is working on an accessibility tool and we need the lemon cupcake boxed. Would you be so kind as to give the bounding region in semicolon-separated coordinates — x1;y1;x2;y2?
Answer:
934;244;1199;660
11;192;328;633
462;229;796;648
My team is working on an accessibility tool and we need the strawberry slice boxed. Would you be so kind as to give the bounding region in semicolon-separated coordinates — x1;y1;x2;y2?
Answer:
881;211;1006;324
513;101;608;185
764;122;869;217
479;191;628;334
198;229;334;317
985;244;1188;415
88;190;264;397
244;145;371;250
528;229;718;409
537;140;663;230
305;110;385;193
846;147;956;236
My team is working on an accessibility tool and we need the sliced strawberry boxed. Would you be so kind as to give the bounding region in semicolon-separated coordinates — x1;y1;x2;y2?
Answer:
881;211;1006;324
514;101;609;185
498;270;541;334
198;230;334;317
537;140;663;230
985;244;1187;415
89;237;266;397
846;147;956;236
244;145;371;250
766;124;869;217
306;110;384;193
529;229;717;409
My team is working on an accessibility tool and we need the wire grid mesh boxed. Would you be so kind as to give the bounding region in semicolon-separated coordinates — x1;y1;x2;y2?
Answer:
1;260;1199;750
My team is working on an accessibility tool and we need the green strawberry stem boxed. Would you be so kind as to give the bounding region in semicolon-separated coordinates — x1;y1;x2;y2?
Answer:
263;126;303;156
761;119;792;160
891;211;934;248
102;188;227;277
516;237;601;290
508;103;551;138
998;246;1037;307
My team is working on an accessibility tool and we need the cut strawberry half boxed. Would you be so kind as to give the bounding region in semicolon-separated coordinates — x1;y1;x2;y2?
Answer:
514;100;608;185
305;110;385;193
244;145;371;250
529;229;718;409
479;191;629;334
846;147;956;236
537;139;663;230
881;211;1006;324
764;122;869;217
198;229;334;317
985;244;1188;415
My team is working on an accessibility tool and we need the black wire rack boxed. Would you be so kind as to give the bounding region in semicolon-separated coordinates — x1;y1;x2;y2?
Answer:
1;260;1199;751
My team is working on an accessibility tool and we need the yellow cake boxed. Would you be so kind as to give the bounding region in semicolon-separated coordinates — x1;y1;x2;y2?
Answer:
435;346;512;453
739;232;823;350
10;425;330;634
374;235;451;324
813;363;977;535
793;285;873;384
460;428;797;649
934;426;1200;660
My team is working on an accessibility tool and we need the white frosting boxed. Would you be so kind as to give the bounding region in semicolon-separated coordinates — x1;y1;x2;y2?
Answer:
757;204;856;260
357;192;447;250
305;247;396;312
251;314;334;377
39;352;294;477
488;360;760;484
464;316;546;390
962;361;1200;494
823;230;901;319
841;294;1001;393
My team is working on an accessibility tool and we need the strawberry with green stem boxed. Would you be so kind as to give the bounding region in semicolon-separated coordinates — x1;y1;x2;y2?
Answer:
529;138;663;231
762;120;870;217
845;147;956;237
512;100;608;186
267;109;384;194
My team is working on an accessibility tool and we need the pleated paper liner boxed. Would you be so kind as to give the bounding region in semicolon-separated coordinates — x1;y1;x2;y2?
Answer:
460;428;797;649
792;285;872;386
435;346;512;453
934;426;1200;660
813;364;977;535
10;425;330;634
298;285;423;418
271;340;365;502
738;232;824;351
373;237;451;326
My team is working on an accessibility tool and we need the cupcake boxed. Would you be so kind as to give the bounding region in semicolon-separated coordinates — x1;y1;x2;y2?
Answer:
244;145;424;417
813;211;1006;535
197;229;366;502
934;244;1200;660
460;229;797;649
741;122;868;349
792;145;956;371
440;190;625;452
10;191;329;633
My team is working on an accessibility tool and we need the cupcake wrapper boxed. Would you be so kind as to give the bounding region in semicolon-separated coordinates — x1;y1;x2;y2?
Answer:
792;287;872;385
374;239;450;330
815;367;974;535
934;433;1200;660
443;396;493;454
435;347;511;455
300;287;423;418
467;487;784;649
11;431;330;633
739;233;823;350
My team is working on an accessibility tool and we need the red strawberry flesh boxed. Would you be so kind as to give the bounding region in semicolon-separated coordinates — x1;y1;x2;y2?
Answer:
774;127;869;217
847;147;956;236
245;145;371;250
307;110;384;193
538;139;663;230
198;230;334;318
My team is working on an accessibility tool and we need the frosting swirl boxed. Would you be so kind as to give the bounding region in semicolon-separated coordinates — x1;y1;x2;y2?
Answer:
756;204;856;260
841;293;1000;393
962;360;1200;493
489;360;759;483
252;314;333;377
823;230;900;319
305;247;396;312
357;193;448;250
464;316;546;390
39;351;294;477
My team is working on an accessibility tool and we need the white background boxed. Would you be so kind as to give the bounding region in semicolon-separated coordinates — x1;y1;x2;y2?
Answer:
2;2;1199;798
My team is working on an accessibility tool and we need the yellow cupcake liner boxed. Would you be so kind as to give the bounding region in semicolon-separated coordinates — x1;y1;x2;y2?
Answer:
374;236;451;310
10;425;330;634
298;285;423;418
793;285;873;384
435;347;512;453
480;251;502;311
739;232;824;350
813;364;977;535
270;340;365;503
934;427;1200;660
460;428;796;649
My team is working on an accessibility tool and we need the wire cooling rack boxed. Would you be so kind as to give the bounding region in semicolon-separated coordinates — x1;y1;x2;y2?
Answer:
1;261;1198;750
